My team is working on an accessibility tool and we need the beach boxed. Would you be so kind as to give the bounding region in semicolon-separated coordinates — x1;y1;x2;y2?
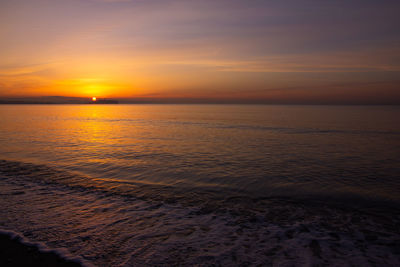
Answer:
1;160;399;266
0;104;399;266
0;231;82;267
2;0;400;264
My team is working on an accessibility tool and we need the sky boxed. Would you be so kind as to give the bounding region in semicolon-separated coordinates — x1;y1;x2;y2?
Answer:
1;0;400;104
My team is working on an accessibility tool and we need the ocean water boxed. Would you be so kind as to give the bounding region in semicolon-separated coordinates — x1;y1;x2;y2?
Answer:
1;104;399;266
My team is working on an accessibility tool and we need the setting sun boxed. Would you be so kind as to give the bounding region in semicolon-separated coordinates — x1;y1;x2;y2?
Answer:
0;1;399;266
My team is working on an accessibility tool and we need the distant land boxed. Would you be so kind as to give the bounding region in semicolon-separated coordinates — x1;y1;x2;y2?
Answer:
0;96;399;105
0;96;118;104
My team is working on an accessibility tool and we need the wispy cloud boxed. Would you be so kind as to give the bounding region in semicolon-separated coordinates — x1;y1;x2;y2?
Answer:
0;62;58;76
1;0;399;103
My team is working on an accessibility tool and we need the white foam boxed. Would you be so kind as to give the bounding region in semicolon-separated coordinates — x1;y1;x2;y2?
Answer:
1;166;399;266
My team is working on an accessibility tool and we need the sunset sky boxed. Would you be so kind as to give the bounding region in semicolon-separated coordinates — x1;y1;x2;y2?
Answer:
1;0;399;104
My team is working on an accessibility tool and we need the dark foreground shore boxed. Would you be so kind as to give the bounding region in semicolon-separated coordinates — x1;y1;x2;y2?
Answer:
1;159;400;266
0;233;81;267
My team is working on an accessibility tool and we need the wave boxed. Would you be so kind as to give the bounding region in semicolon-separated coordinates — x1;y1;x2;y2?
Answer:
0;159;398;211
1;159;400;266
59;115;400;136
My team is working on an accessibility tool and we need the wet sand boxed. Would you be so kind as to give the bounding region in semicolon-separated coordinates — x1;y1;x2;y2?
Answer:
0;233;81;267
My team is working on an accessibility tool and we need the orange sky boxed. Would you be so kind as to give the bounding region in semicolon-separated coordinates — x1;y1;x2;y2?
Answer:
1;0;399;103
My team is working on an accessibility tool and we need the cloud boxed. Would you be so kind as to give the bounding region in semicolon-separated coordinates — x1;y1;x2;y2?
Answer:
0;63;57;76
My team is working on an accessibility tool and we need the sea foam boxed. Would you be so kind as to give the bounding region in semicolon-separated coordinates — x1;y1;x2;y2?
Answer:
1;160;399;266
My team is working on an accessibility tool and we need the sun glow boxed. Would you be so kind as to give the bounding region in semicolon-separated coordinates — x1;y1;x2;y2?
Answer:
92;97;97;101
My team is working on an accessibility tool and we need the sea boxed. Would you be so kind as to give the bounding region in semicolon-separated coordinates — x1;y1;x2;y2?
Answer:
0;104;399;266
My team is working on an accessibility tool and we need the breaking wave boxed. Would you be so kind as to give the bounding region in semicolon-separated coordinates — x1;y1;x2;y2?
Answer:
1;159;399;266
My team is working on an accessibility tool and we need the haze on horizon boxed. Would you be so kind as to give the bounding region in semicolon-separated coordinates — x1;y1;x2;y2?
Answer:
1;0;400;104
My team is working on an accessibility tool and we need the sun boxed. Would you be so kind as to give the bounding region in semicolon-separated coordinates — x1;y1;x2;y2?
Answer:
92;97;97;101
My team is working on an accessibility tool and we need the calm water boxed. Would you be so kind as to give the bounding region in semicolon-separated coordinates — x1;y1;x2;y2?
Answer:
1;104;399;201
1;104;400;266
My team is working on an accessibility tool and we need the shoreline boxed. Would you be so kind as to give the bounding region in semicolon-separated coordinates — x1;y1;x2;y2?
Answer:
0;230;87;267
1;159;400;266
